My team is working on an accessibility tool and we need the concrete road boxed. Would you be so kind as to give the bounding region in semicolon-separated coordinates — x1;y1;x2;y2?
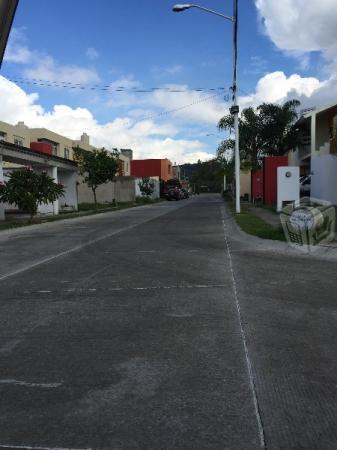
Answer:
0;194;336;449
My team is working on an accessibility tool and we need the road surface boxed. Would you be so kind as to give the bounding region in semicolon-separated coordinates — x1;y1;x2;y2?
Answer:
0;194;337;449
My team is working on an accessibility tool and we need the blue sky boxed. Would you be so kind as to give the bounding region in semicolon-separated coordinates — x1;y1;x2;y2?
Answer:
0;0;336;163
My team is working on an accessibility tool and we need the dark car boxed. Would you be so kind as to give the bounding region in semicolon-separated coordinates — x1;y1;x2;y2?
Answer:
167;186;182;201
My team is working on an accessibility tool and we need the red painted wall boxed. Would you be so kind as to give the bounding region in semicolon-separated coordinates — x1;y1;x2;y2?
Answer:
30;141;52;155
118;159;123;176
251;170;263;201
263;156;288;205
131;159;172;181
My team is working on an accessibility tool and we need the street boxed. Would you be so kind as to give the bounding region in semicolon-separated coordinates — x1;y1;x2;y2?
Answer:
0;194;337;449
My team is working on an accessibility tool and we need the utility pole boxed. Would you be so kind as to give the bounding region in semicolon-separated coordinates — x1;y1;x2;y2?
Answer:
172;1;240;212
229;0;240;212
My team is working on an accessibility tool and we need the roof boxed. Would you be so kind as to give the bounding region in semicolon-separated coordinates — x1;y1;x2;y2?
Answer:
302;100;337;118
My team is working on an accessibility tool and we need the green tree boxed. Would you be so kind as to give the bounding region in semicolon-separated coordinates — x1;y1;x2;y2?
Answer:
0;168;64;221
138;177;155;198
188;158;224;192
73;146;118;208
217;99;300;170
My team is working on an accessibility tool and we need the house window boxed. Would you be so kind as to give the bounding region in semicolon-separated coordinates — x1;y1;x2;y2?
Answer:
52;143;58;156
168;164;171;174
0;131;6;141
13;135;24;146
64;147;70;159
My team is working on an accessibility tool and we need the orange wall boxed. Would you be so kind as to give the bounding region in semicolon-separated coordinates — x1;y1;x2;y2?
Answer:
160;159;172;181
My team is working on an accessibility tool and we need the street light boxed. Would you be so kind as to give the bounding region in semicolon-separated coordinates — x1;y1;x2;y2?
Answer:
172;1;240;213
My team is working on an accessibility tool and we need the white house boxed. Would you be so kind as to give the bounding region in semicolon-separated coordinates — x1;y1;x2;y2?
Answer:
289;102;337;204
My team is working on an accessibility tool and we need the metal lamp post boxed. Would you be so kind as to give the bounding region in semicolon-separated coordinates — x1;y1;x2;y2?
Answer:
172;1;240;213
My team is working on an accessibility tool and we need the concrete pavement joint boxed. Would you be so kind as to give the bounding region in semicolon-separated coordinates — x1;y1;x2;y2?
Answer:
222;214;266;449
19;284;227;295
0;379;62;388
0;446;93;450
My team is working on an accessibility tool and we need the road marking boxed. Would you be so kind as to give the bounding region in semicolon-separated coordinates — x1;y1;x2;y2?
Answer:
222;215;266;449
0;445;92;450
0;379;62;388
19;284;227;295
0;205;186;283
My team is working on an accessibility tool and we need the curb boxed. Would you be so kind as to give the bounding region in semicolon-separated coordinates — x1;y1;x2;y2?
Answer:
222;200;337;261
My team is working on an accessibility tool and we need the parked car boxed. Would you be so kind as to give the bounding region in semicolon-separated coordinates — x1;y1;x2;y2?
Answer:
300;175;311;197
167;186;182;201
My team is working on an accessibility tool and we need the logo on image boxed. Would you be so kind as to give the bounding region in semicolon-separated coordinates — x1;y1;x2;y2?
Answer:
280;197;335;252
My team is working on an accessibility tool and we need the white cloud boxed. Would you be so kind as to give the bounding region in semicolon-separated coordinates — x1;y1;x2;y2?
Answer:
255;0;337;55
244;71;321;104
151;64;183;76
24;55;100;84
86;47;99;60
4;28;32;64
0;76;214;164
250;1;337;111
4;28;99;85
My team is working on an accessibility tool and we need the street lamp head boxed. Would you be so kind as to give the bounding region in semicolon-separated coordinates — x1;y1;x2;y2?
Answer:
172;4;192;12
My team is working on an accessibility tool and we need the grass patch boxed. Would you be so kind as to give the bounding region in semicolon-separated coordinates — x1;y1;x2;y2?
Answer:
226;200;286;241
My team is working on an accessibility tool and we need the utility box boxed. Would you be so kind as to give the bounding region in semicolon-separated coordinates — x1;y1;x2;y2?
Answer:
277;166;300;212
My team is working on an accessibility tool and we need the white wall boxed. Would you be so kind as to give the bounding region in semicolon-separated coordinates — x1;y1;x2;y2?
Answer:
277;166;300;211
0;156;4;220
311;155;337;205
135;177;160;199
36;167;59;215
58;171;78;211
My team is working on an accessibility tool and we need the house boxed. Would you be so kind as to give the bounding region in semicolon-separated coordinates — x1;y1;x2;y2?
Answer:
0;140;78;220
289;102;337;204
131;158;173;181
0;119;134;216
0;120;132;171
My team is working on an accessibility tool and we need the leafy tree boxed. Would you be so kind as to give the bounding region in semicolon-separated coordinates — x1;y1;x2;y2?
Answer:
138;177;155;198
73;146;118;208
187;158;224;192
0;168;64;220
217;99;300;170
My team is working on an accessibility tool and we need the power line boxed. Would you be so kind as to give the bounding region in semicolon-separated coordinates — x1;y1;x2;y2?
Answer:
58;90;230;132
4;74;227;94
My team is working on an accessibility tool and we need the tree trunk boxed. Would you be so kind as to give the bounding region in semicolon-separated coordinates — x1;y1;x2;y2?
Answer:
92;188;97;209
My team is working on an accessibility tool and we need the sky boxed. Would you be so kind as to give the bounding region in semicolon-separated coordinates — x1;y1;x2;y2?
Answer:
1;0;337;164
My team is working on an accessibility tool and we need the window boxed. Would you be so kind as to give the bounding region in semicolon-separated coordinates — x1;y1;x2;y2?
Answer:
13;135;24;146
168;164;171;174
64;147;70;159
0;131;6;141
